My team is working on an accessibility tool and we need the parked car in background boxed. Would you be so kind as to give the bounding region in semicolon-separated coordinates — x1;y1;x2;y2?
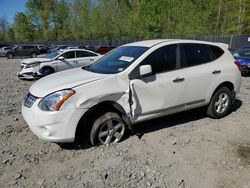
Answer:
233;47;250;76
6;45;39;59
36;45;49;54
22;39;241;146
78;45;96;52
95;46;116;54
0;46;13;57
18;49;102;79
0;44;12;48
47;45;69;54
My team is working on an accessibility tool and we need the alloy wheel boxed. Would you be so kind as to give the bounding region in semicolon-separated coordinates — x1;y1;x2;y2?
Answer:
215;92;229;114
98;119;125;145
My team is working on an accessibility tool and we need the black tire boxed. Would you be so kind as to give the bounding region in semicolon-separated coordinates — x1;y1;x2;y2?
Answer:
207;87;232;119
30;53;37;58
40;67;55;76
90;112;126;146
7;53;14;59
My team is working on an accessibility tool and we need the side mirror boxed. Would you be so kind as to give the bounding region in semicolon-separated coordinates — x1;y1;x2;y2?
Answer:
139;65;152;77
58;56;64;60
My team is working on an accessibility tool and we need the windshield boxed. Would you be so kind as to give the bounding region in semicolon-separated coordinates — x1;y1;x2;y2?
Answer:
88;46;149;74
45;51;62;59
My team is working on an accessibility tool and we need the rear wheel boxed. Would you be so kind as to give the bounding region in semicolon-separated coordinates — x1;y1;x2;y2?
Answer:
7;53;14;59
207;87;232;119
90;112;126;146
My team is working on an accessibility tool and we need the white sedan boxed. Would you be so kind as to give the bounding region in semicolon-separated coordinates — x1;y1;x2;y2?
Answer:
18;49;102;79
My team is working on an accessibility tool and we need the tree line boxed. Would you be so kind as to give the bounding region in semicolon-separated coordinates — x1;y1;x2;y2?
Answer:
0;0;250;42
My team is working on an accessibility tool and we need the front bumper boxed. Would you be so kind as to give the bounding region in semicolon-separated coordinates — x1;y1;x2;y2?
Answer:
18;72;40;80
18;66;41;80
22;99;87;143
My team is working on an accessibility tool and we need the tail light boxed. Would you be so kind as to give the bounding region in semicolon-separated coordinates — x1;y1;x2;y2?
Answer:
234;60;241;72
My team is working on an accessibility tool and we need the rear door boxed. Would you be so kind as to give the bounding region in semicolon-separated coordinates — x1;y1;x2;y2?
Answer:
75;50;99;67
179;43;223;107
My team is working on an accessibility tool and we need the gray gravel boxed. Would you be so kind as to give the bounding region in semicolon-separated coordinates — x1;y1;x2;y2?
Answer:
0;57;250;188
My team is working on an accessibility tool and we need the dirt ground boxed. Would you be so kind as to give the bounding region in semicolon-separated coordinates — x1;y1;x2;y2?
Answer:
0;57;250;188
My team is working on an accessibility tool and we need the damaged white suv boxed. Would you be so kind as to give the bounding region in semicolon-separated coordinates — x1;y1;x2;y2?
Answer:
22;39;241;146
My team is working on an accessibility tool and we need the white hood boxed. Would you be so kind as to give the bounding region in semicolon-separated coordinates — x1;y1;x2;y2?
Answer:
29;68;110;97
21;58;52;64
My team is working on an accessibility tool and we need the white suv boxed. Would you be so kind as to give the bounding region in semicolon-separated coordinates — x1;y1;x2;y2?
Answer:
18;49;102;79
22;39;241;146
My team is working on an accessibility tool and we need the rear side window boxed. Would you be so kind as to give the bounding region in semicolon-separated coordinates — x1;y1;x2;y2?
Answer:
180;43;213;67
76;51;97;58
210;45;224;59
141;44;178;74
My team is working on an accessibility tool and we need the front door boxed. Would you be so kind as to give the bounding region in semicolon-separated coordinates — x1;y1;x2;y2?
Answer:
56;51;76;72
130;44;187;122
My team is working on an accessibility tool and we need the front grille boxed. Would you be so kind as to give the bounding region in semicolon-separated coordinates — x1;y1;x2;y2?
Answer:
24;93;37;108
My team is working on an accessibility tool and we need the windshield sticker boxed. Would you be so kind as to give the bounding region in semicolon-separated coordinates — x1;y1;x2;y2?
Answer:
118;68;124;72
119;56;134;62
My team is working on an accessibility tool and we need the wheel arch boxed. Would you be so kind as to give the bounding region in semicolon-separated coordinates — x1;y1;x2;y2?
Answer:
74;100;130;142
209;81;234;102
39;65;55;73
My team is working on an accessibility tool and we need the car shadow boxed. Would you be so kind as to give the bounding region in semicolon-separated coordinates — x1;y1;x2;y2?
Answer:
132;99;242;139
59;99;242;150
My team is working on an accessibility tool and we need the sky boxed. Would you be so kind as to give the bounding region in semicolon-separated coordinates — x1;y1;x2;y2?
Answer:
0;0;26;24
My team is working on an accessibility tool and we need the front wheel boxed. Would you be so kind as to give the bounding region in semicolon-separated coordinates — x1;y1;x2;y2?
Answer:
90;112;126;146
207;87;232;119
7;53;14;59
30;53;37;58
39;67;55;77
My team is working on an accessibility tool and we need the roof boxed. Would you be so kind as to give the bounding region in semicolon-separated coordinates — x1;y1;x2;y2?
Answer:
57;48;100;55
123;39;176;47
123;39;224;48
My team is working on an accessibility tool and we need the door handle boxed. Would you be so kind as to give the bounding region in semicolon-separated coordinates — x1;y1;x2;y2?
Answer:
212;70;221;74
173;77;185;83
73;60;78;63
89;59;94;61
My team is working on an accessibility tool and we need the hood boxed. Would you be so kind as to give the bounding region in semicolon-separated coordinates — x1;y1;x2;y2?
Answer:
29;68;110;97
21;58;52;64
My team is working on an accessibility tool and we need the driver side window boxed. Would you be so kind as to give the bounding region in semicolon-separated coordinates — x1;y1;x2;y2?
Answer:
140;44;178;74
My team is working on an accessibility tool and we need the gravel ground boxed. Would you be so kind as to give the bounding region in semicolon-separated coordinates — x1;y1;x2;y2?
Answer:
0;57;250;188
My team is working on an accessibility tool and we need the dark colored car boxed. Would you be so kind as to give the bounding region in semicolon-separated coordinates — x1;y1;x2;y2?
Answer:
47;45;68;54
36;45;49;54
0;44;12;48
6;45;39;59
78;45;96;52
233;48;250;76
95;46;116;54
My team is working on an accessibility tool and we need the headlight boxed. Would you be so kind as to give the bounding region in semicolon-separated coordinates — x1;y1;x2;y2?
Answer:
25;62;40;68
38;89;75;111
